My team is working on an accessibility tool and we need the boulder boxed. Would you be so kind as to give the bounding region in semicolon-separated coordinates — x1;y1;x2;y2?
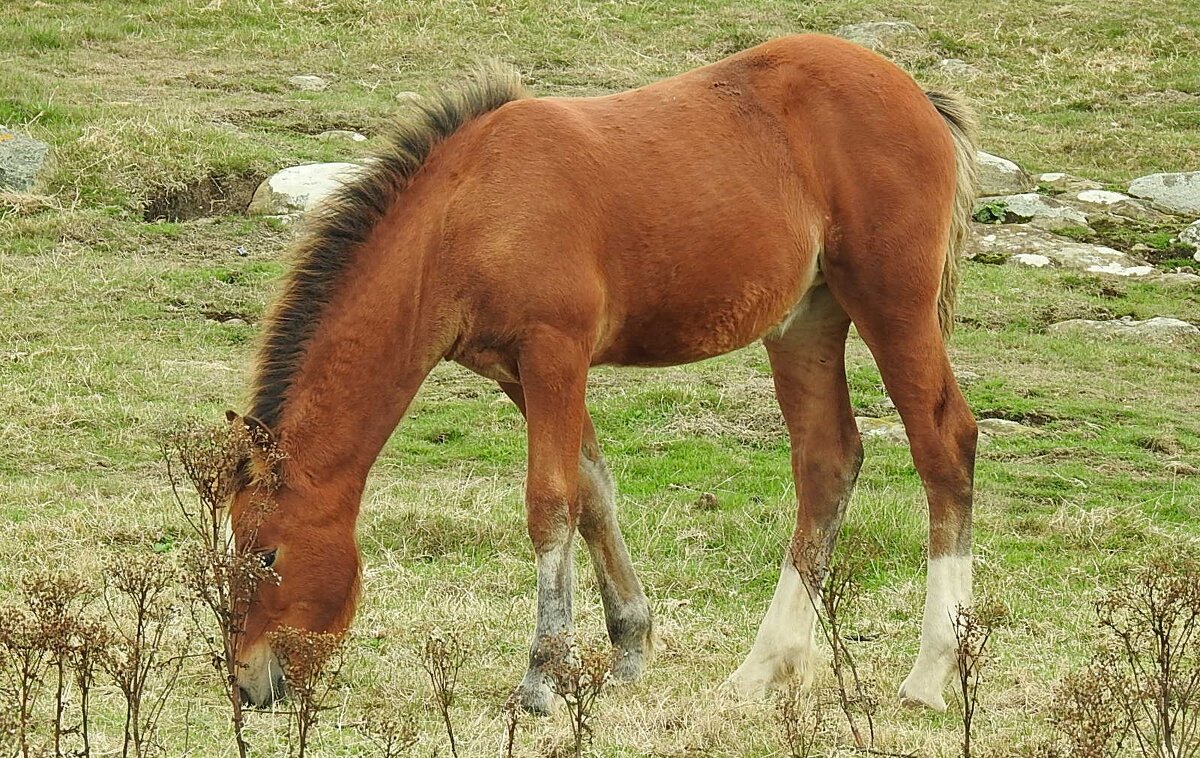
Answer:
247;162;362;215
856;416;909;445
975;193;1089;229
0;127;49;192
1048;316;1198;342
1146;272;1200;286
835;21;920;51
971;224;1154;276
977;151;1035;196
1037;172;1102;193
976;418;1036;438
288;74;328;92
1127;171;1200;216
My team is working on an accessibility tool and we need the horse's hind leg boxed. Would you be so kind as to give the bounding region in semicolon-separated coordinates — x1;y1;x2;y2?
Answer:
500;382;654;684
727;286;862;697
826;236;977;712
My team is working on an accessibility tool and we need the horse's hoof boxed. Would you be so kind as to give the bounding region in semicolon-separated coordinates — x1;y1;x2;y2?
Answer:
611;648;646;683
517;671;555;715
898;677;948;712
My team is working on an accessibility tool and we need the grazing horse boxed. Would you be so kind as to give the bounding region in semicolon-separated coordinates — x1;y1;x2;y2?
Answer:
226;33;979;714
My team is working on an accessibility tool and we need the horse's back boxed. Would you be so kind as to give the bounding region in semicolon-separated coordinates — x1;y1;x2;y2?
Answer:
439;35;958;368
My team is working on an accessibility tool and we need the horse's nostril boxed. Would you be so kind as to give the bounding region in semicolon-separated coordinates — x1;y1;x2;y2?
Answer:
238;686;253;706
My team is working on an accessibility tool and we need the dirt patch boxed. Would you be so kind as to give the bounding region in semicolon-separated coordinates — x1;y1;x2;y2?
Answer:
142;171;264;221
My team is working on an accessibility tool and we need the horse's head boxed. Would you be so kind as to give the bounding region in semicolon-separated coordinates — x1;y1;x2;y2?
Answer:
225;412;361;707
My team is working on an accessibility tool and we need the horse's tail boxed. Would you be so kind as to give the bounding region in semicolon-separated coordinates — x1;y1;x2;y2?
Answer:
925;90;979;341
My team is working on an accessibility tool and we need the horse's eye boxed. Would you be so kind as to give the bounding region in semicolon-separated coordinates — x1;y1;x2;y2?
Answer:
258;549;278;568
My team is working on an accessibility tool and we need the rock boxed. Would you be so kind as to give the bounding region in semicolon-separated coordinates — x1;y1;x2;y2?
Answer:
971;224;1155;276
1063;191;1175;224
247;162;362;215
1179;220;1200;252
1012;253;1053;268
975;193;1090;228
936;58;980;78
955;369;982;384
1127;171;1200;216
288;75;328;92
977;152;1035;196
1048;316;1198;342
835;21;921;51
856;416;909;445
1146;272;1200;286
1037;172;1103;193
976;418;1035;437
317;129;368;142
395;90;421;103
0;127;50;191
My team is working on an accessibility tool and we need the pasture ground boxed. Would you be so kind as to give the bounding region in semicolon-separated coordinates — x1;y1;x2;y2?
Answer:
2;1;1199;756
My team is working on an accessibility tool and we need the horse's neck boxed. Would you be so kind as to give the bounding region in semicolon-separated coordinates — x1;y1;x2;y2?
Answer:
274;222;450;490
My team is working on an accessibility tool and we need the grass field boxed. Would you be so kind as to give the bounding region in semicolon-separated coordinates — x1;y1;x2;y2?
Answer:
2;1;1200;756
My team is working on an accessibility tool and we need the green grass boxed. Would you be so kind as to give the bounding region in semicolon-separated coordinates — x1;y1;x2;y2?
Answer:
2;0;1200;756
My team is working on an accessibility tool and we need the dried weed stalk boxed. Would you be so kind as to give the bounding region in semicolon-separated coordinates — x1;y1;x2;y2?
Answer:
421;629;466;758
952;602;1000;758
499;689;522;758
269;626;345;758
363;708;419;758
101;553;186;758
1042;647;1131;758
0;604;48;758
791;540;879;751
1094;556;1200;758
163;422;282;758
540;634;614;758
776;682;827;758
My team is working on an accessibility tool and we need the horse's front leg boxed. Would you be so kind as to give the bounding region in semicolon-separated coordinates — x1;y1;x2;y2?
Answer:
514;328;591;714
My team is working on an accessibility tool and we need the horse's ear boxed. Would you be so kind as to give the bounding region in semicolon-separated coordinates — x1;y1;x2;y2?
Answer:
225;411;282;485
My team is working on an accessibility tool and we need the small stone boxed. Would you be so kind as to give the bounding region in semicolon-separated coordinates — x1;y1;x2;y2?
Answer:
856;416;909;445
977;418;1034;437
1012;253;1053;268
395;90;421;102
835;21;921;51
1179;219;1200;251
247;162;362;215
936;58;980;78
955;369;982;384
693;492;719;511
1127;171;1200;216
288;74;328;92
0;127;50;191
1075;189;1130;205
1038;172;1103;193
1048;316;1198;342
977;152;1035;196
317;129;368;142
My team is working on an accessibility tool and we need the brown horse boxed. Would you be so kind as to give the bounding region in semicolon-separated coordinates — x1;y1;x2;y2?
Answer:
227;33;979;714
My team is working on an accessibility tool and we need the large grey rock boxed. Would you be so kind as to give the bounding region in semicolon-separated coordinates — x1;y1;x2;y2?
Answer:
856;414;1033;447
1048;316;1198;342
247;162;362;215
835;21;921;50
288;75;328;92
971;224;1155;276
0;127;49;191
1128;172;1200;216
317;130;367;142
1037;172;1103;193
1146;272;1200;286
977;151;1035;196
975;193;1089;229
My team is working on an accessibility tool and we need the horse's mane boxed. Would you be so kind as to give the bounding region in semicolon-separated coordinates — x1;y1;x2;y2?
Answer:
249;63;527;430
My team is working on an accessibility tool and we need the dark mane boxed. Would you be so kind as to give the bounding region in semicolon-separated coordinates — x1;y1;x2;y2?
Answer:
249;63;527;430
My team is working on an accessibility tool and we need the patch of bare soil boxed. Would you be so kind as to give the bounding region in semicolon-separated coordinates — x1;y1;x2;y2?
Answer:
142;171;263;221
